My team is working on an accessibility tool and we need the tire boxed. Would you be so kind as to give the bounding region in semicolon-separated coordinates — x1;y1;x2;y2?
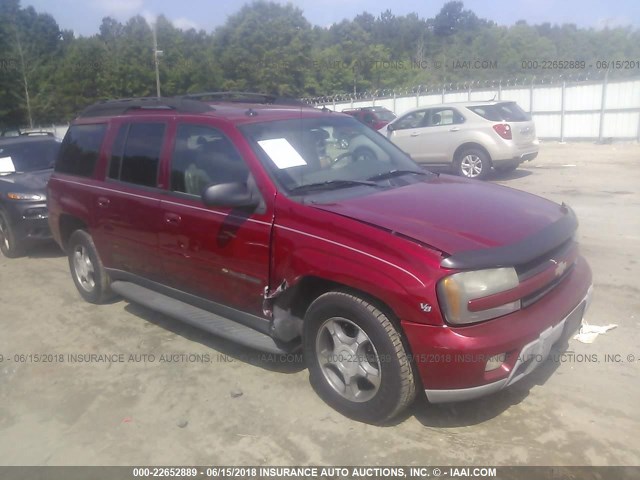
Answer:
0;210;24;258
67;230;113;304
454;148;491;180
304;291;416;423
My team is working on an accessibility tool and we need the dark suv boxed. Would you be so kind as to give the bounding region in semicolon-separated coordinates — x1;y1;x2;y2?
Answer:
48;96;592;423
0;135;60;257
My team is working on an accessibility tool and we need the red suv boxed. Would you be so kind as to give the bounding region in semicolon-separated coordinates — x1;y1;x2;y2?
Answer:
48;96;592;423
342;106;397;131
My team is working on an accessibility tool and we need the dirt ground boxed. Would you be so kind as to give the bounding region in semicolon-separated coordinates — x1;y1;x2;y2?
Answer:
0;142;639;466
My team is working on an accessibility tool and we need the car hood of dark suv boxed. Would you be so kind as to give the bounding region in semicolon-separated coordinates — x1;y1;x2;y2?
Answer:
0;169;52;193
313;174;570;256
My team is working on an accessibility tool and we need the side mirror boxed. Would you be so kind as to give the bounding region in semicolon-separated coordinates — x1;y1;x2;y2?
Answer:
386;123;395;132
202;182;259;209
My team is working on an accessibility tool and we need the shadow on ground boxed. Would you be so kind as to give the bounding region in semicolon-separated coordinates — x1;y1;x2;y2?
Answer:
489;168;533;181
122;301;306;375
26;241;64;259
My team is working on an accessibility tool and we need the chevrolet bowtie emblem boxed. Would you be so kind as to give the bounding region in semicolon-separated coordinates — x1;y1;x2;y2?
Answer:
554;260;568;277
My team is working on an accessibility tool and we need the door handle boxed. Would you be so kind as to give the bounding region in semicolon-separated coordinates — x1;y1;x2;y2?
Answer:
410;132;420;137
449;127;460;132
165;213;181;225
97;197;110;208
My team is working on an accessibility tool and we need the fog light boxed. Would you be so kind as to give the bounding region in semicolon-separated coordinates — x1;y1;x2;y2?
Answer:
485;353;506;371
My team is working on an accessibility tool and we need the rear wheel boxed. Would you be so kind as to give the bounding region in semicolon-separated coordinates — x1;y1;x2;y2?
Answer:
455;148;491;180
304;291;416;423
67;230;113;304
0;210;24;258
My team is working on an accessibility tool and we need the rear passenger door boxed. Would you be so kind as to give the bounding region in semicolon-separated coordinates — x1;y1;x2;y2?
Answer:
156;122;272;318
92;121;168;281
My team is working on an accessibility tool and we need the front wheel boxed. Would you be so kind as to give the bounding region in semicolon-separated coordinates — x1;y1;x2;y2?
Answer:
67;230;113;304
0;210;24;258
304;291;416;423
455;148;491;179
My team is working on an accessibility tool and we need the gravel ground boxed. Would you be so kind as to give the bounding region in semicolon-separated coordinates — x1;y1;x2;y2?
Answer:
0;142;639;466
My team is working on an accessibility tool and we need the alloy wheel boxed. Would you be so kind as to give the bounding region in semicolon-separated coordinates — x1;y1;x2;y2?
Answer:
315;317;382;402
72;245;96;292
460;154;484;178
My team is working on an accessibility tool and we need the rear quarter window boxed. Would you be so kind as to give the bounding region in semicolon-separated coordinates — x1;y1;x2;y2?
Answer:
468;103;530;122
55;124;107;177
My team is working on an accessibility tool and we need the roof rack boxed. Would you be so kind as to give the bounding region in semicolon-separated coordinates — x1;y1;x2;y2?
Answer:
20;131;54;137
179;91;309;107
78;96;214;118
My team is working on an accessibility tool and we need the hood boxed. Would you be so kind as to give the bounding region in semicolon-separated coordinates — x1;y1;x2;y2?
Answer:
313;175;569;256
0;169;52;193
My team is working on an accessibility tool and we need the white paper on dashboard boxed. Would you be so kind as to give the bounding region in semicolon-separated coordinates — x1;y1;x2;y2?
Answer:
257;138;307;169
0;156;16;173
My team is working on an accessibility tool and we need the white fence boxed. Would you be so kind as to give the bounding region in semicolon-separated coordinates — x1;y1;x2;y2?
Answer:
310;76;640;141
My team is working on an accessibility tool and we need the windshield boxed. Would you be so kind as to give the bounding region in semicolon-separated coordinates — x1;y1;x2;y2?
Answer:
375;110;396;122
240;116;426;195
0;140;60;173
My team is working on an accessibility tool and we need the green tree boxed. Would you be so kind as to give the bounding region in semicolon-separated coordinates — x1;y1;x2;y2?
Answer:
213;1;313;95
0;0;62;127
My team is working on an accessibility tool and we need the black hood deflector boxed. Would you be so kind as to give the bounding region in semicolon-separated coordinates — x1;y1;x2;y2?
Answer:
440;205;578;270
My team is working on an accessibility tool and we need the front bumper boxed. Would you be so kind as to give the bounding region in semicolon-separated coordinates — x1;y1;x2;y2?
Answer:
402;255;592;403
425;285;591;403
4;201;51;243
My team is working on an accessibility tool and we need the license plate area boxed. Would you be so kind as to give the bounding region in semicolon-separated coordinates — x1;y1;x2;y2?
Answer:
508;299;587;386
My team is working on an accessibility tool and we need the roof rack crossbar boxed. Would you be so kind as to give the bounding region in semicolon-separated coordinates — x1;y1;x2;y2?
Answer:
179;91;309;107
78;91;312;118
78;96;214;118
180;91;275;102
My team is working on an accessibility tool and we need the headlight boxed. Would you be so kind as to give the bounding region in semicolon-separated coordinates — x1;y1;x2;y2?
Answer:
437;267;520;325
6;192;46;201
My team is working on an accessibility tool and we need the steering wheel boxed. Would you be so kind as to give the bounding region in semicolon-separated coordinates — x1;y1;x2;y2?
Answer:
331;151;357;169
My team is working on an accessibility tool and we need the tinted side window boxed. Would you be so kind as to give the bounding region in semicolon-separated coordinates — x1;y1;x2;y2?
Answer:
495;102;529;121
468;103;529;122
170;124;249;196
118;123;165;187
55;124;107;177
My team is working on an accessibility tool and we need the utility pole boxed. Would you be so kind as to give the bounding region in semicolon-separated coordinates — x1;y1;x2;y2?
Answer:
152;22;162;98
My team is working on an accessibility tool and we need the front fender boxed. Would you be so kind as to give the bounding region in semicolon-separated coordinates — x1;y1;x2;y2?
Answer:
271;224;443;325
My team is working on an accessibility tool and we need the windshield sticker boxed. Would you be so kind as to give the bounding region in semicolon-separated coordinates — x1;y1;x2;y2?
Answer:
0;156;15;173
258;138;307;169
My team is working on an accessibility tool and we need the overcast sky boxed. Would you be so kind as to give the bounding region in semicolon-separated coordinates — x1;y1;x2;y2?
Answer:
22;0;640;36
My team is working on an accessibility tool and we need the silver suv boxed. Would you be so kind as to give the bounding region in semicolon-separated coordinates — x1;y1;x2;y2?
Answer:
382;101;539;179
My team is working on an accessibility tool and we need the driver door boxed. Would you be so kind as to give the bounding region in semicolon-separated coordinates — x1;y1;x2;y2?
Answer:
156;121;273;317
387;109;429;162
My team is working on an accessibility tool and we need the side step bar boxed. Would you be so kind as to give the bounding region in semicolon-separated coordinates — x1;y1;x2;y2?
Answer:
110;281;292;354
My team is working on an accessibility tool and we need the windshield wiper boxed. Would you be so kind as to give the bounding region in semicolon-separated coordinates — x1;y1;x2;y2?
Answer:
289;179;381;194
367;169;427;181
